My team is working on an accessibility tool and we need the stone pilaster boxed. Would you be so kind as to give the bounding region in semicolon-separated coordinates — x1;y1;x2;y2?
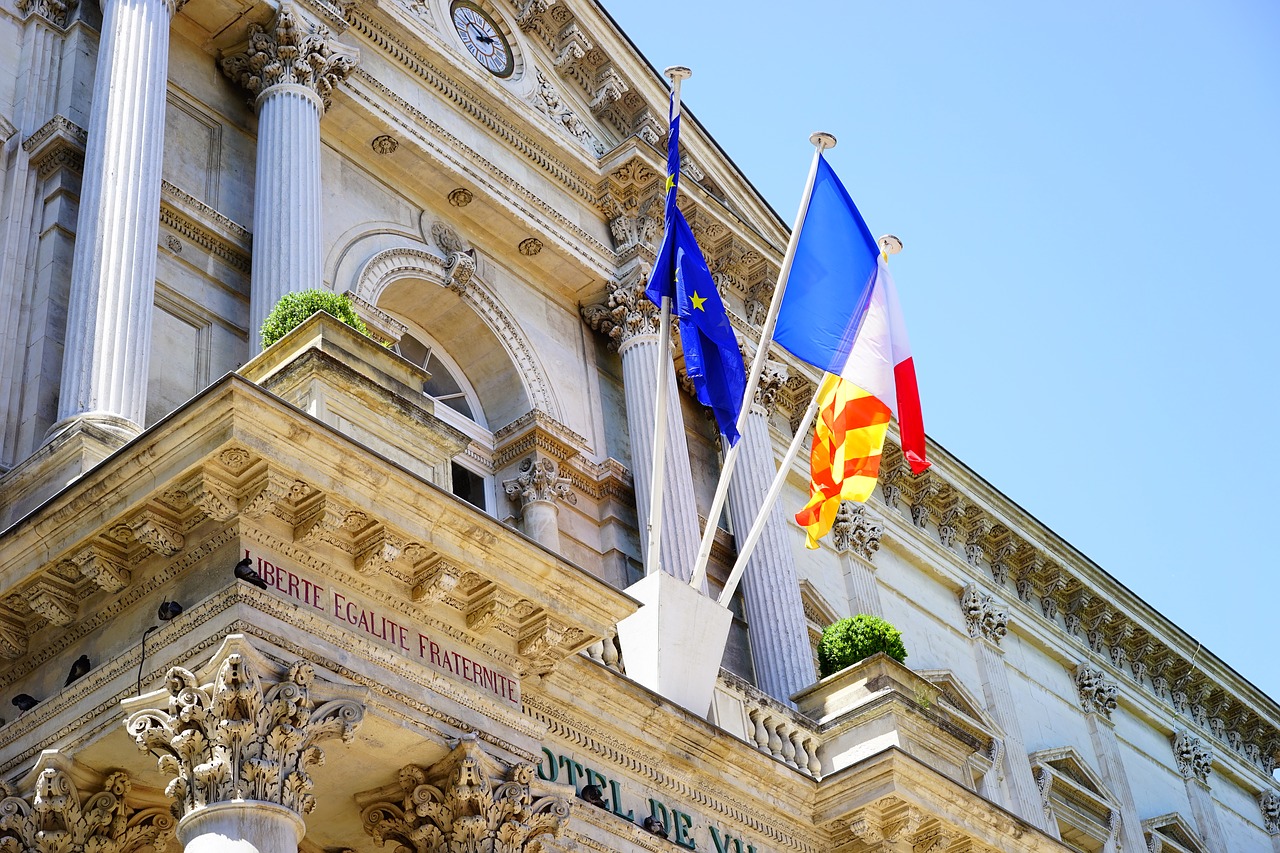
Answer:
504;455;576;551
1170;730;1227;850
728;366;815;703
582;273;700;582
959;587;1050;831
359;735;572;852
833;501;885;615
220;5;356;353
125;642;365;852
0;1;73;467
1074;664;1146;853
53;0;185;438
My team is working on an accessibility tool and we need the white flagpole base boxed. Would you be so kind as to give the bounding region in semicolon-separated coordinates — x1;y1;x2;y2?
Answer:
616;572;735;716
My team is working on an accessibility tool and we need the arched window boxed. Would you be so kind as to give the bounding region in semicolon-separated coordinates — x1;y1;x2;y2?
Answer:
396;330;485;427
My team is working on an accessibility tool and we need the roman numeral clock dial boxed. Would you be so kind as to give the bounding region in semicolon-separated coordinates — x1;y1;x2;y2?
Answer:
452;1;514;78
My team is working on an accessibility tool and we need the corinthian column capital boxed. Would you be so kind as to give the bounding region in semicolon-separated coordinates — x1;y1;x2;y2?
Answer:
125;639;365;820
580;272;661;350
503;456;576;508
220;5;358;111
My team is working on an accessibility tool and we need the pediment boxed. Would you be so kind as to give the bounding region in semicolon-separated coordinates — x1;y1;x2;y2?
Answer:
1142;812;1211;853
1029;746;1113;801
915;669;1003;736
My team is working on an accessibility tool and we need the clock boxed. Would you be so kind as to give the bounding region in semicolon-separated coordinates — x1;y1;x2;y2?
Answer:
451;1;514;78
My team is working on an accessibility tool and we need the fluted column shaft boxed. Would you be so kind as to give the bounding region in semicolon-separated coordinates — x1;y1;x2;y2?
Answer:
1084;713;1146;853
55;0;177;433
219;6;355;353
728;404;815;702
973;639;1053;831
619;332;701;582
248;83;323;350
0;7;67;465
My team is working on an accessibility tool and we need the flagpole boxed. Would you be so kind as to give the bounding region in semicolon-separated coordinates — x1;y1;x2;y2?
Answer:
642;65;691;577
687;131;837;591
717;234;903;606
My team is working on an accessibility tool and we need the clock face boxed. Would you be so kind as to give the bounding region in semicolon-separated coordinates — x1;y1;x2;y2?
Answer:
452;1;514;78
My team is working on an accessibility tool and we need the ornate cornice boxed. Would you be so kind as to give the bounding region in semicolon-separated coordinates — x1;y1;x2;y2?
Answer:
125;642;366;818
358;735;572;853
0;762;174;852
159;181;252;274
958;583;1008;646
1074;663;1120;719
220;6;358;112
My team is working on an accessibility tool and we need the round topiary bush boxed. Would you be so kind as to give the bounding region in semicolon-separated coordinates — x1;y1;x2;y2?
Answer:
260;289;370;349
818;614;907;677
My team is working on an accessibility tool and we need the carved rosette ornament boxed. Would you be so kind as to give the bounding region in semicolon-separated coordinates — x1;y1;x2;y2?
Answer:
958;583;1009;645
1170;730;1213;783
504;457;575;507
125;653;365;819
1259;789;1280;836
830;502;883;561
581;275;660;349
360;736;571;853
219;6;357;111
0;767;175;852
1073;664;1120;718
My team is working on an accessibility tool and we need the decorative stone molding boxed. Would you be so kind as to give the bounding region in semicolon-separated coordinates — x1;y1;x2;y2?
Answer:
125;643;365;819
371;134;398;154
830;502;883;561
958;584;1009;645
1171;730;1213;783
220;6;358;111
61;542;130;593
531;70;603;155
1073;663;1120;718
518;237;544;256
504;456;575;508
359;735;572;853
0;764;175;852
447;187;473;207
16;0;76;27
581;273;660;348
1259;789;1280;836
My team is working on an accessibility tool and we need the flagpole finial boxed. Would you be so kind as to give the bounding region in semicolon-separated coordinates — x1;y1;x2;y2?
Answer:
810;132;837;151
665;66;692;82
878;234;903;255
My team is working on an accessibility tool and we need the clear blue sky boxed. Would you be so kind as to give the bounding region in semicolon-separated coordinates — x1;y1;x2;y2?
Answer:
605;1;1280;703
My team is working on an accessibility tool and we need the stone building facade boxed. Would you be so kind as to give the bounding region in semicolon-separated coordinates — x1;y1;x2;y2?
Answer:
0;0;1276;851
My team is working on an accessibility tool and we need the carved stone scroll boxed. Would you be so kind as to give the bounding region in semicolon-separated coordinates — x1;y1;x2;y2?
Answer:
125;649;365;818
360;735;571;853
958;583;1009;646
1073;664;1120;719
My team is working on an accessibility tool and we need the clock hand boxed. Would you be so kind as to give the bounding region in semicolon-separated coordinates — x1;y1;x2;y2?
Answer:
468;24;496;45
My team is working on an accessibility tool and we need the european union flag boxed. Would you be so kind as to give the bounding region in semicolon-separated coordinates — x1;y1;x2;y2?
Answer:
644;101;745;445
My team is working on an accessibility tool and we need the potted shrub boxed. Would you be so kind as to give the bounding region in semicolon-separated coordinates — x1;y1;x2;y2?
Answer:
260;289;371;349
818;614;906;678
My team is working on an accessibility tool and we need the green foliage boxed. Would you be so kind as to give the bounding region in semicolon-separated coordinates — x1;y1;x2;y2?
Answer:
818;614;907;677
260;289;370;349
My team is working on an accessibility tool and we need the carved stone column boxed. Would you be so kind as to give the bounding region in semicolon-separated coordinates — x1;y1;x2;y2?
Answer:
504;455;575;551
582;272;701;582
727;366;815;703
832;501;885;616
221;5;356;353
0;0;75;467
359;735;572;852
1073;663;1146;853
125;644;365;853
958;584;1050;831
0;758;175;851
52;0;186;438
1170;730;1227;850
